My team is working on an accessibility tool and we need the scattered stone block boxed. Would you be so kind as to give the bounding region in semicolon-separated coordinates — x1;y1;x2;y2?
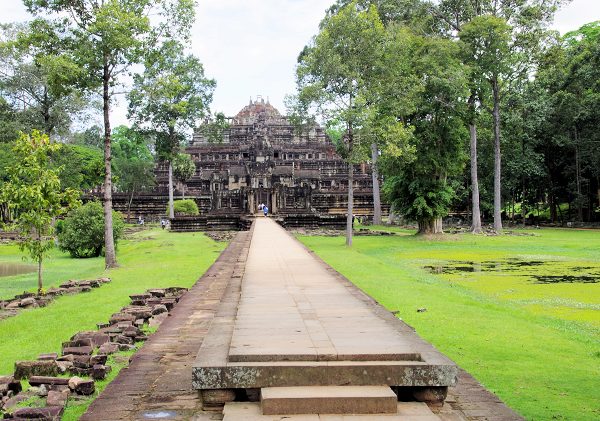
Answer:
98;277;111;284
148;289;165;298
98;342;119;355
56;361;73;374
68;376;95;395
46;389;70;407
71;331;110;348
151;304;168;315
114;334;133;345
122;326;141;338
109;313;136;325
19;297;37;308
62;346;93;356
122;306;152;320
14;360;59;380
90;355;107;365
28;376;70;386
0;375;22;395
91;364;111;380
12;405;64;420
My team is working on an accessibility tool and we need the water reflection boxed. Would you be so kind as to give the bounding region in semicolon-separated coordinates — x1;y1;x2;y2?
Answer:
0;262;37;277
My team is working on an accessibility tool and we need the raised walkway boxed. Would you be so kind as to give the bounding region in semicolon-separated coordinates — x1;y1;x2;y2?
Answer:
82;219;523;420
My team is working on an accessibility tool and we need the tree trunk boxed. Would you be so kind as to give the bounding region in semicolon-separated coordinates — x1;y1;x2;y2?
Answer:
168;161;174;219
469;122;482;233
346;124;354;247
418;217;443;234
182;183;185;199
491;77;503;233
127;190;135;223
102;60;117;269
370;143;382;225
37;229;43;294
574;127;583;222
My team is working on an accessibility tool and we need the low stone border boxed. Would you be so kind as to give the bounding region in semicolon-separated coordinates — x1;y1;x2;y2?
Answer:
0;278;112;321
0;286;188;420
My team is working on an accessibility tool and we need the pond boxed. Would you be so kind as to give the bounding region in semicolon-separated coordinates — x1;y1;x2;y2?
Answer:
423;259;600;284
0;262;37;277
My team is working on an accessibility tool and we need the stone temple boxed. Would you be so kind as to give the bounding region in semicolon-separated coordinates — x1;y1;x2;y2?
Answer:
114;97;383;229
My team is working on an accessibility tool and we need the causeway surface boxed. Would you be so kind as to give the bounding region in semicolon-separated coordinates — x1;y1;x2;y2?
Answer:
82;220;523;420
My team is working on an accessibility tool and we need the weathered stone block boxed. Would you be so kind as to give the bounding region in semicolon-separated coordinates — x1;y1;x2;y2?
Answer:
62;346;93;356
14;360;59;380
46;389;69;407
28;376;70;386
98;342;119;355
68;377;95;395
12;405;63;420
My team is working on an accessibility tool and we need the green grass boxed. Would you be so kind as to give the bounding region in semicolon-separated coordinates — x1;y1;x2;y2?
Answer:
299;227;600;421
0;229;225;375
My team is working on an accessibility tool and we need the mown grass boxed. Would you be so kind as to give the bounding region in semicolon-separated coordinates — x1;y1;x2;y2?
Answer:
299;227;600;421
0;229;225;375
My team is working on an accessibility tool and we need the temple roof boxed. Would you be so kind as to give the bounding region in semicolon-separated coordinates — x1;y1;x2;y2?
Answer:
233;96;282;124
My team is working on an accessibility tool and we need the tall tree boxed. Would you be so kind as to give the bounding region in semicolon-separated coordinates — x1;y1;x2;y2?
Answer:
24;0;193;268
380;34;469;234
128;40;215;219
434;0;570;232
296;2;386;246
0;131;79;293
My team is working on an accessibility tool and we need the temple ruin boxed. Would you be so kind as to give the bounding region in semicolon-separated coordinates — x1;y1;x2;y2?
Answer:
112;97;383;229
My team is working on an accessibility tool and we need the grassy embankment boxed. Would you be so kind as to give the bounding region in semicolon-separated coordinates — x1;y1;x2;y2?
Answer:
0;229;225;419
299;228;600;421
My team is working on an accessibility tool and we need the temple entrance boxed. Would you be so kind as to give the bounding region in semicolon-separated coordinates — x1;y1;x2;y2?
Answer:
251;188;275;215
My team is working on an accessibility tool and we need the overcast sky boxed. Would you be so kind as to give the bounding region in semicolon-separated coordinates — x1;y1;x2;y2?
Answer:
1;0;598;127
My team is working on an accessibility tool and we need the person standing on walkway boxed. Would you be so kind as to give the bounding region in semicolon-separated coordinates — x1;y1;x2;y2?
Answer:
263;205;269;217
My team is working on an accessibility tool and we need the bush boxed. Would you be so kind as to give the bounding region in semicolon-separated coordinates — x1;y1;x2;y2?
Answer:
172;199;199;216
58;201;125;258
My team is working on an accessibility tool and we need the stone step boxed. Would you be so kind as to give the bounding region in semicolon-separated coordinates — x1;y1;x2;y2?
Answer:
223;401;443;420
260;386;398;415
194;359;456;389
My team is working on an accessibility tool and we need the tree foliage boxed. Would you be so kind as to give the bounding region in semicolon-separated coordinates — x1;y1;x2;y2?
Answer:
0;130;79;292
58;201;124;258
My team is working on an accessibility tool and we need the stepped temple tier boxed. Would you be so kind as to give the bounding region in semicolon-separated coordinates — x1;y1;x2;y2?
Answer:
109;97;385;230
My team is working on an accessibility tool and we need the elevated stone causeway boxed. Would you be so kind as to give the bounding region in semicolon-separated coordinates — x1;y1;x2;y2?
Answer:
82;218;524;420
193;218;457;417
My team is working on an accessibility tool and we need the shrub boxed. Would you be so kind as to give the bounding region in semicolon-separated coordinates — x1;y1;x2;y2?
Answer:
172;199;199;216
58;201;125;258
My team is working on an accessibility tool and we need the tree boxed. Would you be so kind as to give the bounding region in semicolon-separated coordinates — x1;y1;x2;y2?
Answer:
58;201;124;258
0;130;79;292
296;2;386;246
0;21;85;137
51;144;104;191
128;40;215;218
172;153;196;198
111;125;155;221
380;35;469;234
24;0;193;268
433;0;570;232
460;16;512;232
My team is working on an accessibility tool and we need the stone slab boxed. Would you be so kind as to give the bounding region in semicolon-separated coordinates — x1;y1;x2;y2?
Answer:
224;401;442;420
261;386;398;415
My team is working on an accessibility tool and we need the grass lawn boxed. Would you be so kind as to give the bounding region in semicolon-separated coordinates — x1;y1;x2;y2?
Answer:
299;227;600;421
0;228;225;382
